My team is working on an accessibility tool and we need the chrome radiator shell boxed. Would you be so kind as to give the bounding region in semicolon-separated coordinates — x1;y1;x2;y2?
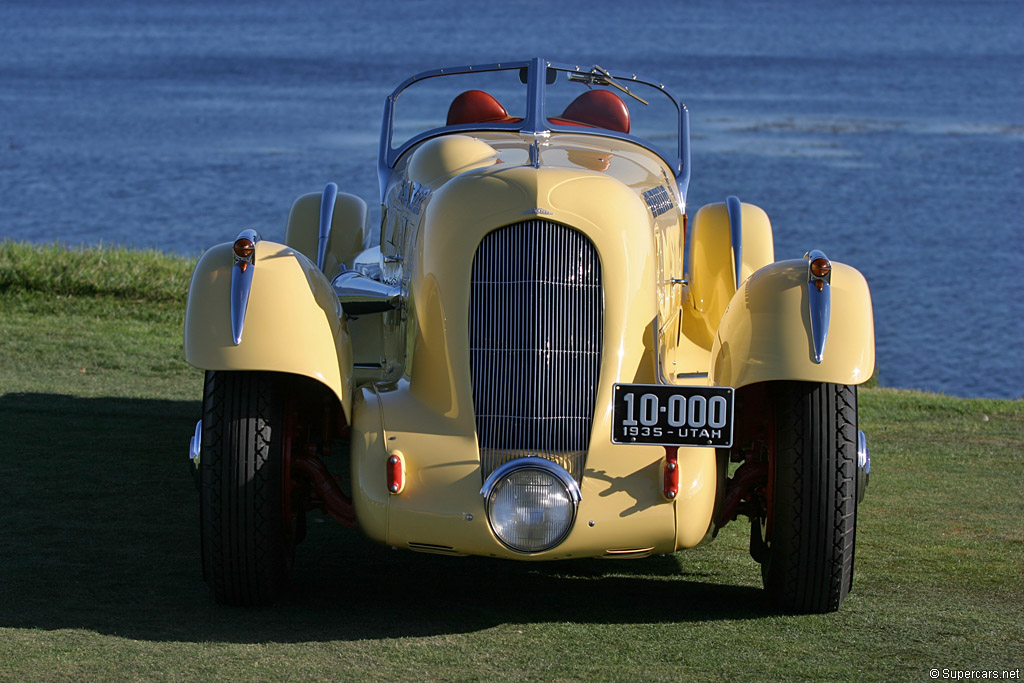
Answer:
468;220;603;482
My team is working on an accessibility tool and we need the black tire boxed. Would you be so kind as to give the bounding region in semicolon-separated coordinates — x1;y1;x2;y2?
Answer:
761;381;858;613
199;370;292;606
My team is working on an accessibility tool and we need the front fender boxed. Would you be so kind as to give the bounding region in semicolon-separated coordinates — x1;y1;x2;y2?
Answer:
184;240;353;418
710;259;874;388
682;199;775;351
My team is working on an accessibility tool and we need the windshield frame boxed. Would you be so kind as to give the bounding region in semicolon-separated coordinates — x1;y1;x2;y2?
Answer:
377;58;691;203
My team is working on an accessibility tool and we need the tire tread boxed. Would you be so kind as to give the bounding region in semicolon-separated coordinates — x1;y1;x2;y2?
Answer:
200;371;289;606
764;381;858;613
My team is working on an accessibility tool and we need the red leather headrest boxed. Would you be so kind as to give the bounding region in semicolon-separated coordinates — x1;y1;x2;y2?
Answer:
447;90;513;126
559;90;630;134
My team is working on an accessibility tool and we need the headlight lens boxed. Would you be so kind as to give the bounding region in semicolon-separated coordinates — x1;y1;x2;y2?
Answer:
482;458;581;553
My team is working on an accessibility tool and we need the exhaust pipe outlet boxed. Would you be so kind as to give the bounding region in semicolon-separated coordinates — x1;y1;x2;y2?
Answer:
292;454;358;528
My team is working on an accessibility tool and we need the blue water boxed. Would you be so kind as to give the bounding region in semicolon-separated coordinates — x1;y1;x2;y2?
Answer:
2;0;1021;399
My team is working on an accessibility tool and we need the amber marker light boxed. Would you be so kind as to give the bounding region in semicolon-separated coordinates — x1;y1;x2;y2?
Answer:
233;237;256;260
808;253;832;292
810;257;831;279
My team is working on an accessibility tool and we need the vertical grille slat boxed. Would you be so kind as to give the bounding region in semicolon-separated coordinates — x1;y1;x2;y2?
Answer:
469;220;603;482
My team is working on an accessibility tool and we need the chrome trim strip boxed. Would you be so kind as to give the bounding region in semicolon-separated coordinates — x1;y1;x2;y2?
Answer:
188;420;202;462
678;105;691;202
805;249;832;364
230;228;261;346
331;269;403;315
317;182;338;272
857;429;870;503
527;138;542;168
726;195;743;289
857;430;870;474
479;456;582;504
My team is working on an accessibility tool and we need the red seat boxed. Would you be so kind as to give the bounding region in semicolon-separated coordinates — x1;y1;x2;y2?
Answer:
447;90;519;126
554;90;630;134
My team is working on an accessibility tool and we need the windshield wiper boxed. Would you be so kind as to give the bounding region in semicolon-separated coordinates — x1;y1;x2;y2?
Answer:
567;65;649;106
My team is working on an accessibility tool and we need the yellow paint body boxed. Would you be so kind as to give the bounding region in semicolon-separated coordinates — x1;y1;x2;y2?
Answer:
349;133;721;555
185;86;873;560
184;241;353;419
684;201;775;351
711;260;875;388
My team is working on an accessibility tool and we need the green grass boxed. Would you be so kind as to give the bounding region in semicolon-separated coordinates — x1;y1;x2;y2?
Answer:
0;241;197;400
1;243;1022;681
0;240;194;302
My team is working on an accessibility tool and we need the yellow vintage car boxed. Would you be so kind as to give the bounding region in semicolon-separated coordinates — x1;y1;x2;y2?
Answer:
184;58;874;613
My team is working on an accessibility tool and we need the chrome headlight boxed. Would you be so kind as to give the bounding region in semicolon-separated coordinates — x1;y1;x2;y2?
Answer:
480;457;582;553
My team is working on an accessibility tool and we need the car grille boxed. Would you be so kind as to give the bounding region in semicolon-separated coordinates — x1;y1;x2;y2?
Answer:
469;220;603;483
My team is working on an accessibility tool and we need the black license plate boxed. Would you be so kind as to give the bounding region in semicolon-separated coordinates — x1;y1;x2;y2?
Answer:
611;384;734;447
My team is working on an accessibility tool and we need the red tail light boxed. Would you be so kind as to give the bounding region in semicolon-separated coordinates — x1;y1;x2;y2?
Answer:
387;451;405;494
663;446;679;500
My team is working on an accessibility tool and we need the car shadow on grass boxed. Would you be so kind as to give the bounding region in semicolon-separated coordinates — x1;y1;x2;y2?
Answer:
0;393;774;644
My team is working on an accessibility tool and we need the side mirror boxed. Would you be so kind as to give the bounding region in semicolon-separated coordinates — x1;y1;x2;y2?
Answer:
331;269;403;315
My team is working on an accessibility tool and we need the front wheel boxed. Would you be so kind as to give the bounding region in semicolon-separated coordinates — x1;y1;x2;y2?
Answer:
760;382;859;613
199;370;293;606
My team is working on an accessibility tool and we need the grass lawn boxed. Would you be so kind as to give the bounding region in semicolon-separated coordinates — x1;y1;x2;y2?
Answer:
1;242;1021;681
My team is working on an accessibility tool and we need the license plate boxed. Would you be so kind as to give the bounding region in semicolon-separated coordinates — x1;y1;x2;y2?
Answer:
611;384;734;447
